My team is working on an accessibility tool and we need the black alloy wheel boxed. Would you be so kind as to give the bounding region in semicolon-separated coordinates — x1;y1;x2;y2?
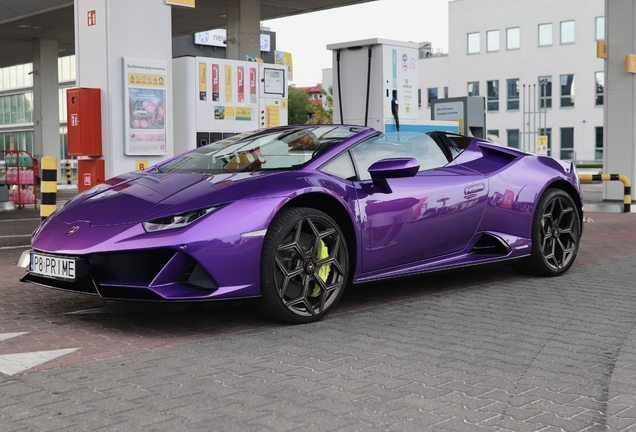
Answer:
517;188;580;276
256;207;349;323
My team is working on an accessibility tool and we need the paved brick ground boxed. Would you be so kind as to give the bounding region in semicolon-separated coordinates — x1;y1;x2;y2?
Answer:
1;187;636;430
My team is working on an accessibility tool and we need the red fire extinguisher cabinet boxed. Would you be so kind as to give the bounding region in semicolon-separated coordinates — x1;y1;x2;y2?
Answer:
67;88;103;157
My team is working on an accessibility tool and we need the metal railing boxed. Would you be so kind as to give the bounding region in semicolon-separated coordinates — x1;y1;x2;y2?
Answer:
579;173;632;213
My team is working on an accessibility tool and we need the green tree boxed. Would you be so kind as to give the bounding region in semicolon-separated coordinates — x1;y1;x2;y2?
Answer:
287;86;313;125
307;86;333;125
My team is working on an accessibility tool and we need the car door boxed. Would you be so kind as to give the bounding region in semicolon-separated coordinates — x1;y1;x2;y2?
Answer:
350;133;488;274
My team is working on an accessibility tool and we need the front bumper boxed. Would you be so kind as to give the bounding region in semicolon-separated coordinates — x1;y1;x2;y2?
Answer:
20;247;258;301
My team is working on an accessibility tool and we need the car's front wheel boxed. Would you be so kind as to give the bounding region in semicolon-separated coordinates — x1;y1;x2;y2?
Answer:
517;188;580;276
255;207;349;323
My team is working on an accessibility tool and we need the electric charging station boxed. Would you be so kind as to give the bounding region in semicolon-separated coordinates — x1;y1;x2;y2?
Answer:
172;56;288;155
430;96;487;139
327;38;458;136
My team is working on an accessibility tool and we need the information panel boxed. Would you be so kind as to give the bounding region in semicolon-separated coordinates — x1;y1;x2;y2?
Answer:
123;57;168;155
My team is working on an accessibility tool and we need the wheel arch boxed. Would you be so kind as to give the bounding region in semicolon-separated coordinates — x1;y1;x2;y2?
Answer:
545;179;584;228
280;192;358;277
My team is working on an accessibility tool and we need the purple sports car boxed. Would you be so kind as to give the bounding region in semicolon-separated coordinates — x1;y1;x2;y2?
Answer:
21;125;583;323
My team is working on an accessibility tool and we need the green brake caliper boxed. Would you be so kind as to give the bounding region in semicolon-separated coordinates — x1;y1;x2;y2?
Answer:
310;239;331;297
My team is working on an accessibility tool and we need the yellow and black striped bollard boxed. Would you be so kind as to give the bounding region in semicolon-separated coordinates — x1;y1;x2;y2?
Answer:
65;160;71;185
579;173;632;213
40;156;58;221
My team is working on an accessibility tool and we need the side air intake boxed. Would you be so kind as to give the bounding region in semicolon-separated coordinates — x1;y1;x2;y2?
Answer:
470;233;511;255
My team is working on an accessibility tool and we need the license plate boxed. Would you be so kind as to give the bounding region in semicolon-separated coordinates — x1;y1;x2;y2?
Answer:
30;253;77;281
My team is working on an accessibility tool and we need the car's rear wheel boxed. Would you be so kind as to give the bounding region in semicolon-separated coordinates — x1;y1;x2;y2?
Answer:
517;188;580;276
255;207;349;323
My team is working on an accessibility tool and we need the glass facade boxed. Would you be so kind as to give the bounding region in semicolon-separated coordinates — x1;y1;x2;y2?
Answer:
0;131;33;155
0;55;75;160
0;63;33;91
0;93;33;126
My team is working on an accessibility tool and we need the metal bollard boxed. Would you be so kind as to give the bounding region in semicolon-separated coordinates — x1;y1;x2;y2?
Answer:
40;156;58;221
579;173;632;213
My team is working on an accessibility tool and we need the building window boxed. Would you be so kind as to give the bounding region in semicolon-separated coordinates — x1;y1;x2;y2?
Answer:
0;62;34;92
539;128;552;156
427;88;438;107
595;127;603;160
596;16;605;40
60;126;70;160
444;87;449;98
560;74;575;107
539;76;552;108
507;27;520;50
58;56;77;83
595;71;604;106
560;128;574;160
0;131;34;155
418;88;422;108
468;32;480;54
467;81;479;96
487;129;499;138
507;129;519;149
0;93;34;126
560;21;575;44
539;23;552;46
487;30;500;52
487;80;499;111
507;78;519;110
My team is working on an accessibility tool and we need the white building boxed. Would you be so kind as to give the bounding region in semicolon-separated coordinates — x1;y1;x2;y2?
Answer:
418;0;605;163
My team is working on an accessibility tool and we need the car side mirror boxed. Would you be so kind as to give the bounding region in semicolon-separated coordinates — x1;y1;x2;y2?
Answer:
368;158;420;193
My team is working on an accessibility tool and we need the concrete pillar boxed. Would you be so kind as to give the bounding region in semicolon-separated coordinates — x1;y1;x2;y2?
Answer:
32;38;60;163
226;0;261;61
74;0;173;179
605;1;636;202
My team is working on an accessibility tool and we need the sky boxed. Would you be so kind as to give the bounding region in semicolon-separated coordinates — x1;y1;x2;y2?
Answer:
262;0;452;87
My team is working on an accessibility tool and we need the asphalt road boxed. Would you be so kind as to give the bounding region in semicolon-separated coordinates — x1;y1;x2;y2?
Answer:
0;185;635;430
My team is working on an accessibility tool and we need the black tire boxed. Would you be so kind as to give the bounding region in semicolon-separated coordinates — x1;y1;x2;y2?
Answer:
254;207;349;324
516;188;580;276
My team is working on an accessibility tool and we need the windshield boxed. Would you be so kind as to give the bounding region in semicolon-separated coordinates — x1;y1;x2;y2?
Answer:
156;126;363;174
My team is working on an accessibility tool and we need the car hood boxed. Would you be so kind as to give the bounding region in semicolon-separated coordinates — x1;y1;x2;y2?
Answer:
57;170;283;227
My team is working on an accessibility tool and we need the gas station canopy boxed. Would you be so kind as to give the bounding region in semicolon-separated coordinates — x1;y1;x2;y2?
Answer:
0;0;375;68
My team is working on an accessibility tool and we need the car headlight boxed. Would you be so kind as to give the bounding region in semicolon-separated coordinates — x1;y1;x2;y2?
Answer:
142;206;220;232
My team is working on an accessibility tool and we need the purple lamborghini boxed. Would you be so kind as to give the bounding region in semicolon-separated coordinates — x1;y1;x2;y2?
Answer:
21;125;583;323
